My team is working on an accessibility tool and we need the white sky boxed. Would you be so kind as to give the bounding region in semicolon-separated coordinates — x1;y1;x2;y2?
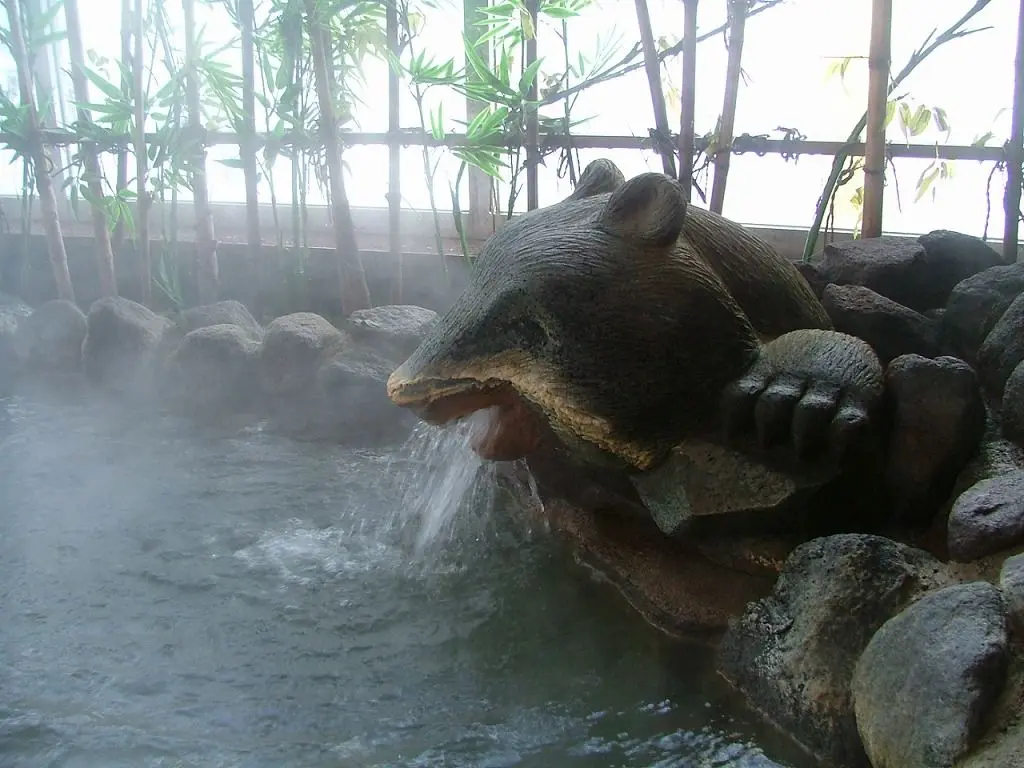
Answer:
0;0;1016;238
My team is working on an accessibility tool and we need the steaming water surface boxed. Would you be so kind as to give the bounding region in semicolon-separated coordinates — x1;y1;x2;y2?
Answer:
0;392;809;767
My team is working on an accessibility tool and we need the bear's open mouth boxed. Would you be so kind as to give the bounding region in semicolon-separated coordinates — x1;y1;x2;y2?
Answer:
390;378;545;462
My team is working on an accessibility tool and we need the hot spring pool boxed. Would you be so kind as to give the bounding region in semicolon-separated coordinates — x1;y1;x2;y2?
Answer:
0;391;810;767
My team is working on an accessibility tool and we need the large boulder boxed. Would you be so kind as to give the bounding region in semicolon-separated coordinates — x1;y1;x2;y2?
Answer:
343;304;438;362
978;291;1024;396
822;283;943;364
948;471;1024;562
852;581;1009;768
917;229;1004;300
1003;360;1024;446
943;262;1024;362
163;323;262;415
174;299;263;340
82;296;172;396
259;312;346;398
13;299;87;371
1002;553;1024;636
884;354;986;527
309;345;417;443
717;534;947;768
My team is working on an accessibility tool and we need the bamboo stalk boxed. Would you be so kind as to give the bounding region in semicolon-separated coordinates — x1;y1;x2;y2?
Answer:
677;0;698;198
1004;0;1024;263
634;0;677;178
709;0;747;214
112;0;132;252
133;0;151;304
525;0;539;210
387;0;402;303
5;0;75;302
861;0;892;239
303;0;371;314
183;0;219;305
65;0;119;297
239;0;261;306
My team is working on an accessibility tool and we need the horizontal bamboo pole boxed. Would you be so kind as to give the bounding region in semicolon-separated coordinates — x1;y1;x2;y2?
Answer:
4;129;1004;163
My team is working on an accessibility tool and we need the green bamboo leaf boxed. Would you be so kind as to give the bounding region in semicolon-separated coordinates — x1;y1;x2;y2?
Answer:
80;65;125;101
914;164;940;203
518;56;544;96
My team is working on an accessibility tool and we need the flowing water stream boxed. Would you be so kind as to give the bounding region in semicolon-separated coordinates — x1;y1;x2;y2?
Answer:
0;390;812;767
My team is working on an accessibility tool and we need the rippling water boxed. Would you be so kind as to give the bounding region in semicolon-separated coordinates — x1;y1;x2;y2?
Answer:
0;391;809;767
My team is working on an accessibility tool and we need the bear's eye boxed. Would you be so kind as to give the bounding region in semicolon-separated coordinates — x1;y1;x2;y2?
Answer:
504;316;548;350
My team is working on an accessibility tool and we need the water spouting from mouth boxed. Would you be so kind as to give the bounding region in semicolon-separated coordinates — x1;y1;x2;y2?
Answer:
391;408;504;556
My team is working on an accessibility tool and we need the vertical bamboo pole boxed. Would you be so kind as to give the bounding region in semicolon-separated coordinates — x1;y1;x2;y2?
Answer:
112;0;131;252
861;0;892;239
463;0;491;237
303;0;371;313
677;0;698;199
525;0;539;211
634;0;677;178
133;0;151;304
709;0;747;214
5;0;76;302
65;0;119;297
240;0;262;306
1004;0;1024;263
183;0;219;305
387;0;402;302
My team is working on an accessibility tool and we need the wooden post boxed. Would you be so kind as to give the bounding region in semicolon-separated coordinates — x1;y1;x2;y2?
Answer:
304;0;372;313
709;0;747;214
5;0;76;303
1004;0;1024;263
463;0;491;236
183;0;219;306
240;0;262;307
387;0;402;302
861;0;892;239
634;0;678;178
677;0;698;199
65;0;119;297
525;0;539;211
133;0;151;304
113;0;132;252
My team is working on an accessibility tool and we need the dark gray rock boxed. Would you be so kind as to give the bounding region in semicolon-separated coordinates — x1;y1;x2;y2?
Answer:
917;229;1004;300
164;324;262;414
852;581;1009;768
1000;553;1024;637
309;345;416;443
259;312;346;397
1002;360;1024;446
948;471;1024;561
344;304;438;363
175;299;263;340
943;262;1024;362
822;283;943;364
978;291;1024;396
884;354;986;526
13;299;87;370
82;296;172;396
819;235;962;313
717;533;945;768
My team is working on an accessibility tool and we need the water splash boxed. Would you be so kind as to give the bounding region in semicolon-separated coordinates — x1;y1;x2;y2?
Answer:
390;408;500;556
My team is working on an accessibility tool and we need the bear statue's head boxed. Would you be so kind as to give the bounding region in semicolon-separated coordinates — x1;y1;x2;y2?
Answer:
386;164;759;472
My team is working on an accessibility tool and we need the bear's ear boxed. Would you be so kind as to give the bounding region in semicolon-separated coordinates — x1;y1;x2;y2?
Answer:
598;172;687;247
566;158;626;200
